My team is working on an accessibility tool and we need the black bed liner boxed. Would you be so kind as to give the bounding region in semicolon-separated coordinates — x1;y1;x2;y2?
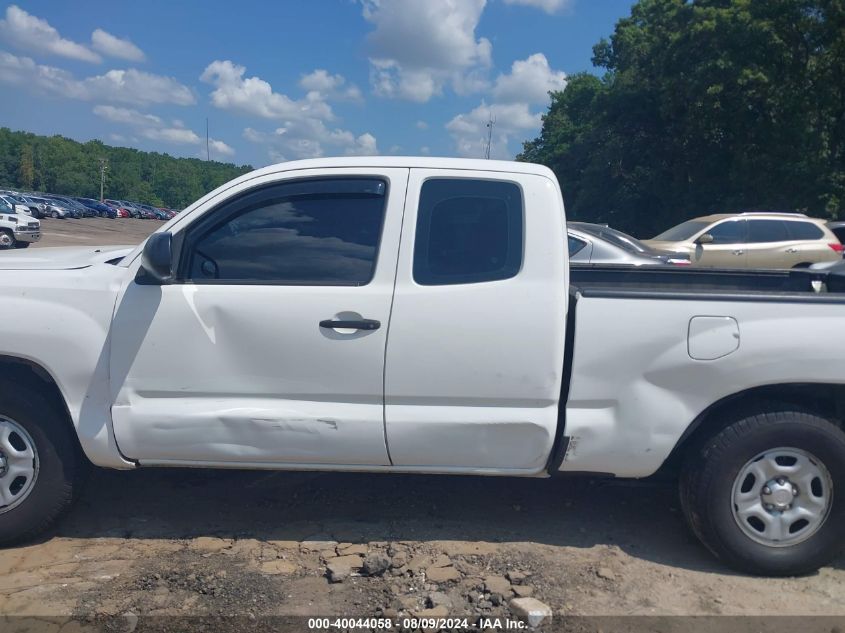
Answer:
569;264;845;303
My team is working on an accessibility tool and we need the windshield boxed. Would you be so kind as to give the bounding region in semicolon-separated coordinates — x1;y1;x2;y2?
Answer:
46;198;71;209
0;200;15;213
652;220;711;241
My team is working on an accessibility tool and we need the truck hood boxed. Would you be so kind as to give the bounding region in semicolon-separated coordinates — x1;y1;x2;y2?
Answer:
0;245;134;270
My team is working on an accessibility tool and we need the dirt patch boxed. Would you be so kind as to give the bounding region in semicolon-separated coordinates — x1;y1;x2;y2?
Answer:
0;468;843;627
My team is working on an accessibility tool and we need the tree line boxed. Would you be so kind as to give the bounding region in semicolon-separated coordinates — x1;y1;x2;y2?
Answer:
519;0;845;238
0;128;253;209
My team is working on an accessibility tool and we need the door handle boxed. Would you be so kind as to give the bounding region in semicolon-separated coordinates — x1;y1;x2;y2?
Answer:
732;250;745;255
320;318;381;331
785;247;799;253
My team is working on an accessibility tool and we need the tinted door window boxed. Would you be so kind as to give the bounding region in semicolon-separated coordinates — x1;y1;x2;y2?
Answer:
785;221;824;240
185;178;387;285
747;219;790;243
708;220;747;244
568;235;587;257
413;178;523;285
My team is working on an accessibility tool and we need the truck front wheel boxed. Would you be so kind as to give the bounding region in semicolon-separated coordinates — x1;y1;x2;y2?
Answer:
680;407;845;575
0;381;85;545
0;230;13;249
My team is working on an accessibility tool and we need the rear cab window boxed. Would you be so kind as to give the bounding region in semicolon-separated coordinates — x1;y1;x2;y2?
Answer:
413;178;523;285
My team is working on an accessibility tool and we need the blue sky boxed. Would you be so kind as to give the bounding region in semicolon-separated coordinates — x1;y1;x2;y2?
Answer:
0;0;633;167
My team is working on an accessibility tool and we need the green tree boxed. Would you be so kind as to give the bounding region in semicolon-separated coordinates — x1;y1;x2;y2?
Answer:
519;0;845;237
0;127;253;209
17;144;35;190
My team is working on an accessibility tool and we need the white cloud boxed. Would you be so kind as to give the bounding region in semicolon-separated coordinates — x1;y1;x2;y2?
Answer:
502;0;572;14
93;104;161;127
142;126;200;144
242;127;266;143
0;5;100;63
91;28;145;62
299;69;363;102
446;101;541;158
209;138;235;157
244;120;379;163
94;104;234;158
493;53;566;104
420;145;431;155
0;51;194;105
201;60;333;121
83;68;195;105
416;120;428;130
361;0;492;102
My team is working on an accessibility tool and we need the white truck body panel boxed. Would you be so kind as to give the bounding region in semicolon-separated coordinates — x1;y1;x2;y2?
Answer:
562;295;845;476
0;157;843;481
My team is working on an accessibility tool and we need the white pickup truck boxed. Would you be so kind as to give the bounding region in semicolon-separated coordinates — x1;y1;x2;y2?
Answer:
0;199;41;249
0;157;843;576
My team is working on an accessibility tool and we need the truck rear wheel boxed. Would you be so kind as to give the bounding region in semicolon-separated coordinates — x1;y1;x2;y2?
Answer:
680;407;845;575
0;381;84;545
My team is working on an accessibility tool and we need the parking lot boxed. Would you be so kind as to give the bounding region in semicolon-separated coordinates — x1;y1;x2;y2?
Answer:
31;217;161;249
3;218;845;627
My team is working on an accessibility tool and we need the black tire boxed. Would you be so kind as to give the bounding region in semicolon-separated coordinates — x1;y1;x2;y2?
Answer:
51;211;59;219
680;407;845;576
0;229;13;250
13;242;30;249
0;380;86;545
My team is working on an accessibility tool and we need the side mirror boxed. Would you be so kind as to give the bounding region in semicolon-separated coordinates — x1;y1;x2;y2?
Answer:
696;233;714;245
136;231;174;285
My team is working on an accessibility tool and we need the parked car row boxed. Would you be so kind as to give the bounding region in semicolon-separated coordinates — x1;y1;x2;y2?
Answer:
0;189;180;221
574;211;845;269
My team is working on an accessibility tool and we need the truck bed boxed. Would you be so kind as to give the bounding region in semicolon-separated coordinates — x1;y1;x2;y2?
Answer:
569;265;845;302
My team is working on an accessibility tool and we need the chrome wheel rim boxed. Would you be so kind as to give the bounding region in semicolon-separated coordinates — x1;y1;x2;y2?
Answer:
0;233;12;248
0;417;39;514
732;447;832;547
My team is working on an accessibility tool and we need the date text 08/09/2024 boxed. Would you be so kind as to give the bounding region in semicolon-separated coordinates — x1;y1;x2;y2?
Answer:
307;617;529;629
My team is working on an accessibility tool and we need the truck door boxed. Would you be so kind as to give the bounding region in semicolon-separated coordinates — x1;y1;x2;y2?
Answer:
109;168;408;466
383;169;567;473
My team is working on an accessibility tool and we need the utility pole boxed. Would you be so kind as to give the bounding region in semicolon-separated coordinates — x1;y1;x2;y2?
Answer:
206;117;210;161
484;111;496;159
98;158;108;202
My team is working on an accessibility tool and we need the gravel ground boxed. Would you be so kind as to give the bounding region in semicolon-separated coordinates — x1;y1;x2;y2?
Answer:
3;215;845;630
0;470;843;626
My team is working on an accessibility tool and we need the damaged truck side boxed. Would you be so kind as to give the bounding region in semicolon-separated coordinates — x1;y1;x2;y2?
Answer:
1;157;844;576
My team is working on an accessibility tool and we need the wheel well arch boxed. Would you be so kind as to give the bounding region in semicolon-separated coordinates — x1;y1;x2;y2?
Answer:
656;383;845;478
0;355;84;456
